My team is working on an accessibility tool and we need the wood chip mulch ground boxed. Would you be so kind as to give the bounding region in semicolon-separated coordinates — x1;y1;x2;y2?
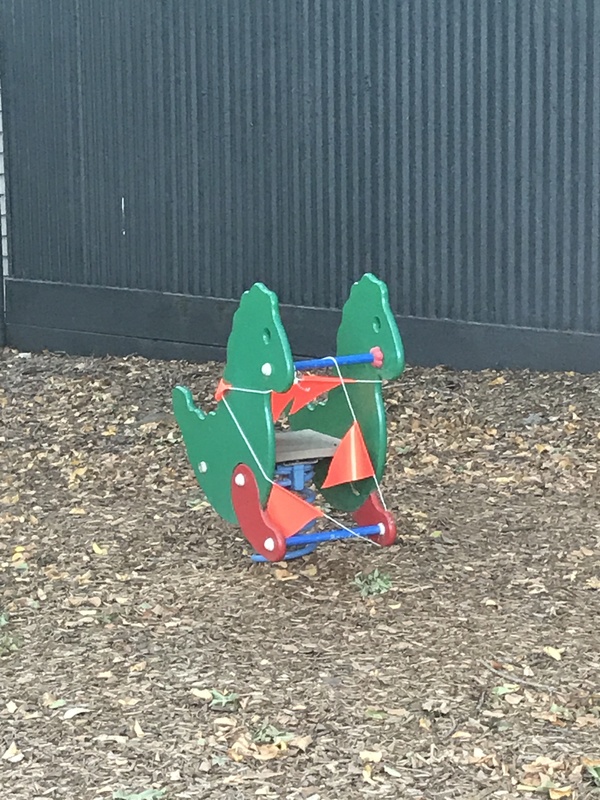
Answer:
1;347;599;800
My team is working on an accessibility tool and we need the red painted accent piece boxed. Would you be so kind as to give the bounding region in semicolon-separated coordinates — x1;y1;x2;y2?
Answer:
266;483;323;538
231;464;287;561
353;490;397;547
321;420;375;488
215;378;233;402
370;346;384;368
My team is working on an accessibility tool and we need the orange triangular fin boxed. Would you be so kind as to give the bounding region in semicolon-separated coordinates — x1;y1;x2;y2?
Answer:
321;420;375;488
271;386;296;421
215;378;232;402
266;483;323;538
289;375;350;413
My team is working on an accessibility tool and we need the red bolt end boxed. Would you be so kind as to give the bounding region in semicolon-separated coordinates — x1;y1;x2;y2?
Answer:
370;346;384;369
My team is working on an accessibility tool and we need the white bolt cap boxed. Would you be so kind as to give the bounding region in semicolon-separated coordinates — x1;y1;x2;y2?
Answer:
261;362;273;376
234;473;246;486
199;461;208;473
264;537;275;551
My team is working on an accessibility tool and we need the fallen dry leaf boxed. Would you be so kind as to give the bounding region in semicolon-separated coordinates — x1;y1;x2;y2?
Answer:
360;750;383;763
118;697;142;707
548;788;572;799
63;707;91;720
362;763;377;785
289;735;312;752
575;714;600;728
505;693;524;705
543;646;564;661
190;688;213;701
582;757;600;768
522;756;565;773
274;568;299;581
255;743;284;761
228;733;284;762
1;741;23;763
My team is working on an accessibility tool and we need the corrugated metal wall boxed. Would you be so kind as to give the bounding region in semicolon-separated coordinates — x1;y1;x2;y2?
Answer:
1;1;600;344
0;81;6;344
0;84;7;279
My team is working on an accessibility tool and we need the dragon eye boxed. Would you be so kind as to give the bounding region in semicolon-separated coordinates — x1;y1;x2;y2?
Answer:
373;316;381;333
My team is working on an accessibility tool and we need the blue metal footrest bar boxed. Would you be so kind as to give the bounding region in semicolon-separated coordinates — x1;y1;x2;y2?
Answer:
286;524;383;546
250;525;383;562
251;542;318;563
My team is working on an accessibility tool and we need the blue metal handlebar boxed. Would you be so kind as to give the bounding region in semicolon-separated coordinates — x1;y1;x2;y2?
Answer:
293;352;375;371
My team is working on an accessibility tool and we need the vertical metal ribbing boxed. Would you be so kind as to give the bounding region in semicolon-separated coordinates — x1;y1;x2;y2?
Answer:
477;2;489;325
399;0;411;316
463;0;475;323
1;0;600;334
547;2;559;330
517;1;531;329
450;0;463;320
591;0;600;332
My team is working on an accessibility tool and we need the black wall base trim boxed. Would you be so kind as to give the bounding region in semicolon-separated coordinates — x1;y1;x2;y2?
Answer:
0;276;5;347
5;279;600;372
5;324;228;363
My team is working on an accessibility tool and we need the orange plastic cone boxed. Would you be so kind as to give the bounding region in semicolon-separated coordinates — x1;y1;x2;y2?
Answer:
321;420;375;488
266;483;323;538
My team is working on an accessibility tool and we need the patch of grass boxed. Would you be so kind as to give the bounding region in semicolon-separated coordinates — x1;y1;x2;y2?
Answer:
586;764;600;788
209;689;240;709
252;723;294;745
0;615;21;656
112;790;167;800
0;632;21;655
354;568;392;597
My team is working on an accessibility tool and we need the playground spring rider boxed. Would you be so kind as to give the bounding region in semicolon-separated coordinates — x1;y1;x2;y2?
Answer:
172;273;405;562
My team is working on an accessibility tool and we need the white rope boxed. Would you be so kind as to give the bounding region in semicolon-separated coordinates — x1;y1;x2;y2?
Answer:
321;511;382;547
221;396;272;483
221;394;381;547
226;386;272;395
222;376;380;399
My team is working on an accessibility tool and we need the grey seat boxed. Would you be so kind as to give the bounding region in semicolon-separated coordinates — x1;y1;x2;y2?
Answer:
275;429;340;462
